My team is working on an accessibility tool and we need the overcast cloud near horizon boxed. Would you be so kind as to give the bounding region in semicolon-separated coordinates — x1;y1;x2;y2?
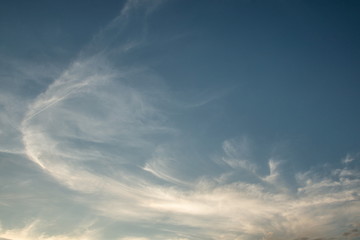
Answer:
0;0;360;240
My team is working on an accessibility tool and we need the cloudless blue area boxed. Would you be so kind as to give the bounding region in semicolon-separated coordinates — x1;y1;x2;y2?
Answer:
139;0;360;171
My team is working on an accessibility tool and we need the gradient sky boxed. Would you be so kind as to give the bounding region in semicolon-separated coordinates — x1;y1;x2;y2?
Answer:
0;1;360;240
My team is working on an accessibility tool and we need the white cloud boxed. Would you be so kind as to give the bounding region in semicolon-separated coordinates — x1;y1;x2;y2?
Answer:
0;220;99;240
342;153;359;164
220;138;257;174
119;238;150;240
1;1;359;240
18;67;360;239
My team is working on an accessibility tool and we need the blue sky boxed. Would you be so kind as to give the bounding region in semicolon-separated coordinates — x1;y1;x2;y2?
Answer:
0;0;360;240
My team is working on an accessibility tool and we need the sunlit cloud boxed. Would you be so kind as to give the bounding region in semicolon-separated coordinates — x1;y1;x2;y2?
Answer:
0;220;99;240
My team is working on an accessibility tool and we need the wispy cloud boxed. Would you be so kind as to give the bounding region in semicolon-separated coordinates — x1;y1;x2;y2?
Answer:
0;220;99;240
1;0;359;240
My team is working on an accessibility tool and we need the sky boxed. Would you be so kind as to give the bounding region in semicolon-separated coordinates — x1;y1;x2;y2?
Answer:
0;0;360;239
